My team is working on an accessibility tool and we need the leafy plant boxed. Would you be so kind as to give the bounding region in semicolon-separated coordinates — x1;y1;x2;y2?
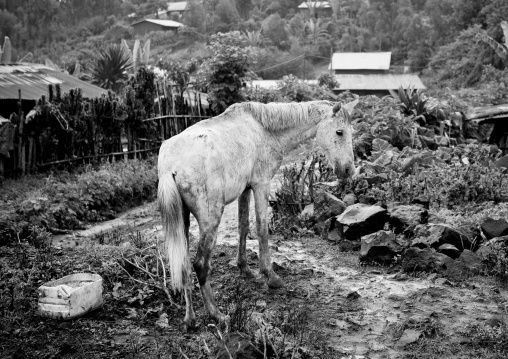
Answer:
199;31;254;114
92;44;133;93
389;86;430;119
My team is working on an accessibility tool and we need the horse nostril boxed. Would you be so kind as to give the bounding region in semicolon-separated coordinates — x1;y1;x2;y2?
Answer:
345;168;349;174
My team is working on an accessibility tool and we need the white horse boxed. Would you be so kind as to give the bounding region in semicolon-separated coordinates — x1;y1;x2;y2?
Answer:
158;100;357;329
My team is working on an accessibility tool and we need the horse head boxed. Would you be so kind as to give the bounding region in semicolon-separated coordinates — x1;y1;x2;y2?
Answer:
316;99;358;180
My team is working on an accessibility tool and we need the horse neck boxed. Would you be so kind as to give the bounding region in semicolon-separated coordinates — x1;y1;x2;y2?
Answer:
274;120;320;152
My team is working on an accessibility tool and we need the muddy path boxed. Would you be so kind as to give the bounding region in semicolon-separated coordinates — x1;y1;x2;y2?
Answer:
51;183;508;358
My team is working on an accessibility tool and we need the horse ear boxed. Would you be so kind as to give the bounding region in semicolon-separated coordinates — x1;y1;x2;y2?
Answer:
342;99;359;117
332;102;342;114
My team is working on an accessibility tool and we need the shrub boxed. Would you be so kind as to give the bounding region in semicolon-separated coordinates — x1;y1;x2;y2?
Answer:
0;157;158;245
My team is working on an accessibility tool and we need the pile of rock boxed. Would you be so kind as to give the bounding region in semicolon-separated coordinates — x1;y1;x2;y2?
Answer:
306;189;508;279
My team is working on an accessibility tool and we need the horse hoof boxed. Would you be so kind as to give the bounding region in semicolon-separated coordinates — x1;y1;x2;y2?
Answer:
183;318;198;333
240;266;256;279
267;275;283;288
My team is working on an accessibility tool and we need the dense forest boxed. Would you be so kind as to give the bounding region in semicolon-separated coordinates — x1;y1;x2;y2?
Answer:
1;0;508;96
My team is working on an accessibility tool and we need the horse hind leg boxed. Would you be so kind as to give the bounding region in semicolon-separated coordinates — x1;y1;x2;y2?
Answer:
237;188;255;278
182;205;197;330
193;210;229;323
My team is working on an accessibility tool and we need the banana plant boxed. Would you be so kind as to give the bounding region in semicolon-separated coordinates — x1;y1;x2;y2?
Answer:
121;38;151;74
0;36;12;64
306;18;329;45
475;20;508;65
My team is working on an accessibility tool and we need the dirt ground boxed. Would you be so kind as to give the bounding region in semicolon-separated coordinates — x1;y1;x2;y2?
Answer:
2;144;508;358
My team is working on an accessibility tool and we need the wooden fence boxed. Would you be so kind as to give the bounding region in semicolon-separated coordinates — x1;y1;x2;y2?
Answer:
0;91;209;179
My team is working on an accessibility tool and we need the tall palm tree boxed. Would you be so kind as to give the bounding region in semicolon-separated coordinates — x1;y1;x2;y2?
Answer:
92;44;133;93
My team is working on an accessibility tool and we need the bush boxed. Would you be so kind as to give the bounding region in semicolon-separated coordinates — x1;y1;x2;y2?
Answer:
0;157;158;245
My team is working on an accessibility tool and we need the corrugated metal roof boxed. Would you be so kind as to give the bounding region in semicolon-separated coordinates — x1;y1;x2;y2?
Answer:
333;74;426;90
131;19;184;28
298;1;331;9
167;1;188;12
0;63;106;100
249;80;318;89
329;52;392;70
465;103;508;122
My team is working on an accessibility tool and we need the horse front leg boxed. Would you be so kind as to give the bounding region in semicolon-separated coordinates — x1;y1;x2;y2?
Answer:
237;188;255;278
253;184;283;288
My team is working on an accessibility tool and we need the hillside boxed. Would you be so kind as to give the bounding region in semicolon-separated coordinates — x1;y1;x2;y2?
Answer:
0;0;507;92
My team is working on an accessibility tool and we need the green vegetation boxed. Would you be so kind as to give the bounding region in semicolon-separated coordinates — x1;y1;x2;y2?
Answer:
0;157;157;245
1;0;507;97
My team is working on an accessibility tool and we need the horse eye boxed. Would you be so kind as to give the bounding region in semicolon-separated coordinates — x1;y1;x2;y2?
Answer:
336;130;343;136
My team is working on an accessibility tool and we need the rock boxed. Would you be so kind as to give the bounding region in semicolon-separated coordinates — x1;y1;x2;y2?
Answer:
336;204;388;241
321;217;342;242
401;247;451;273
410;196;430;209
411;224;473;251
359;230;405;263
438;244;461;259
411;225;440;249
442;260;470;281
313;191;347;234
343;193;357;206
298;203;314;221
338;239;361;252
346;291;361;300
389;205;428;235
457;249;482;274
481;217;508;239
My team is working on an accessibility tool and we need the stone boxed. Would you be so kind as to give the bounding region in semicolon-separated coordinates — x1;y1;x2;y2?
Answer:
320;217;342;242
457;249;482;274
401;247;450;273
411;196;430;209
481;217;508;239
411;223;473;251
359;230;405;263
343;193;357;206
442;260;470;281
438;243;461;259
336;204;388;241
389;205;428;235
313;191;347;234
338;239;361;252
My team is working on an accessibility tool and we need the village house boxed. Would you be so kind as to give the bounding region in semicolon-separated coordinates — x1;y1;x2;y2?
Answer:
157;1;188;21
329;52;426;96
131;19;183;36
298;1;333;18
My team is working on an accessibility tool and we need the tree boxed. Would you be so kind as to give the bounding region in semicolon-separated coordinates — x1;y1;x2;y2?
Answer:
261;13;290;50
215;0;240;31
199;31;253;114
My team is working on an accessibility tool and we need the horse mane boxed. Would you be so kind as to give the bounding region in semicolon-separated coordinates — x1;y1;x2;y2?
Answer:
224;101;333;131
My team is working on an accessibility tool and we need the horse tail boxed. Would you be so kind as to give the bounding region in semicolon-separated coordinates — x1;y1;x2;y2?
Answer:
158;173;189;291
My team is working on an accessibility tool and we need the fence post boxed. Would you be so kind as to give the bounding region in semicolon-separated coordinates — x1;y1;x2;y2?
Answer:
17;89;25;176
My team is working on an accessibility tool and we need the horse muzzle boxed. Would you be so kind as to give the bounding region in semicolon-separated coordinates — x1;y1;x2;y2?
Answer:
334;162;355;180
